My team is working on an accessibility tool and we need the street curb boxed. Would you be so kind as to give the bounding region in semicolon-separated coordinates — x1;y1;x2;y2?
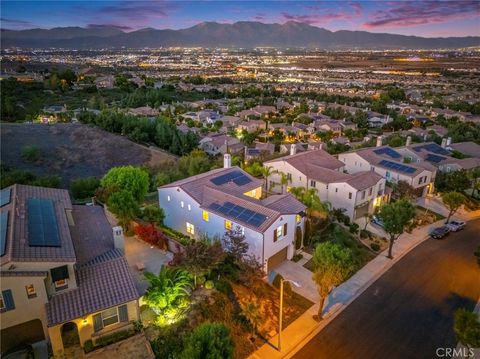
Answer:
271;215;480;359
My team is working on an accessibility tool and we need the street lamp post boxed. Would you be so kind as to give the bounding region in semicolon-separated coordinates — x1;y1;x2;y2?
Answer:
278;278;301;351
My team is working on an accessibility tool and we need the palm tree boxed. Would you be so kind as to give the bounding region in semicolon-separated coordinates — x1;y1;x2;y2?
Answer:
240;301;263;336
277;171;290;194
261;166;274;194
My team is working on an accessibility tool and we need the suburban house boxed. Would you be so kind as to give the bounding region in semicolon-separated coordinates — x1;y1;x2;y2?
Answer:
236;120;267;133
338;145;436;197
198;134;242;156
158;155;307;272
236;105;277;119
265;147;387;221
0;185;139;357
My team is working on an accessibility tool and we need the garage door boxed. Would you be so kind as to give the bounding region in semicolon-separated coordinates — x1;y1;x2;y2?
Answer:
268;247;288;271
1;319;45;355
355;202;369;220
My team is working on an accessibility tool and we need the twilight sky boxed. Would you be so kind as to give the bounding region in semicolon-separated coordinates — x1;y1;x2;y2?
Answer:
1;1;479;37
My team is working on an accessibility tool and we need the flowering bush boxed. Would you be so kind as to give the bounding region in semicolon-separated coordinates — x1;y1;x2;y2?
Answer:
135;223;167;249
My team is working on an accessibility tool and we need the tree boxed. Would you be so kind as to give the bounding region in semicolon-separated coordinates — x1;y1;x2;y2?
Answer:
181;322;234;359
442;191;466;223
144;267;193;326
134;223;166;249
101;166;149;203
222;225;249;262
141;205;165;225
378;199;415;259
261;166;274;193
107;190;138;231
176;236;225;287
312;242;355;320
278;171;290;194
392;180;417;201
454;309;480;351
71;177;100;200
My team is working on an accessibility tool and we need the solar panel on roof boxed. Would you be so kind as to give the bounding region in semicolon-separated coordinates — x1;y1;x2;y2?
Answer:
0;188;11;207
0;211;8;257
27;199;61;247
211;170;252;186
208;201;268;229
379;160;416;174
233;175;252;186
413;143;450;156
373;147;402;159
425;154;446;163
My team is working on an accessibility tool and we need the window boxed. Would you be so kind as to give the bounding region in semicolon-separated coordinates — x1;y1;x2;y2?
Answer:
186;222;195;235
102;307;119;327
54;279;68;290
335;188;338;193
310;180;316;188
296;214;301;223
202;210;209;222
0;290;15;312
25;284;36;299
167;195;171;202
369;187;373;196
348;192;352;200
287;173;292;181
361;191;365;200
224;220;232;230
187;204;191;211
273;223;288;242
180;201;184;208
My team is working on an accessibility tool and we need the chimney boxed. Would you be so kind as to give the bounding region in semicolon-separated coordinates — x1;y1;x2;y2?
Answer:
424;134;428;141
406;136;412;147
446;137;452;146
441;138;447;148
290;144;297;156
224;153;232;168
113;226;124;253
376;136;383;147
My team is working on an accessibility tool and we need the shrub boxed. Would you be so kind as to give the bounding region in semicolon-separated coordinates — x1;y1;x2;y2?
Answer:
95;329;133;347
204;280;214;289
360;229;370;239
215;280;233;295
71;177;100;200
181;322;234;359
83;340;94;353
197;276;206;286
370;242;380;251
21;145;40;162
151;329;185;359
141;205;165;225
134;223;167;249
133;320;143;333
292;253;303;262
349;223;359;234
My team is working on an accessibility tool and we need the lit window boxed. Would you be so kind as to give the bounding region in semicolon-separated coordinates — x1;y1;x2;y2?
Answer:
180;201;185;208
54;279;68;289
202;211;209;222
276;225;283;238
188;204;192;211
101;307;119;327
167;195;171;202
225;220;232;230
25;284;36;299
186;222;195;235
296;215;301;223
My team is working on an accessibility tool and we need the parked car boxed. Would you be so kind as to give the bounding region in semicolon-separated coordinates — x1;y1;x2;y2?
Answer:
430;226;451;239
446;220;466;232
371;215;385;228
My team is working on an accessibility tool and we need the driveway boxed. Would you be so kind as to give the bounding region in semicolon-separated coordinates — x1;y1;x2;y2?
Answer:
274;260;319;303
124;235;173;295
293;218;480;359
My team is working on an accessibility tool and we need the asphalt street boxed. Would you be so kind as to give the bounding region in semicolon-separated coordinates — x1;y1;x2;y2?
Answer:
293;219;480;359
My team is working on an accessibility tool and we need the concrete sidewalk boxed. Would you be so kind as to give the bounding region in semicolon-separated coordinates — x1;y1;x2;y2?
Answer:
249;209;480;359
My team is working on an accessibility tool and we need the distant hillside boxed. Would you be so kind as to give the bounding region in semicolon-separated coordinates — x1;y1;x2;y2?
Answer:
2;21;479;49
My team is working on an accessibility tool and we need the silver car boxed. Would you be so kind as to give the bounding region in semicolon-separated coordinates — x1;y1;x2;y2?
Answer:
446;220;466;232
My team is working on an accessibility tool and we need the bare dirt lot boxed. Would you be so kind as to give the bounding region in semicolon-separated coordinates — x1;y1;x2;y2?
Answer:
1;123;176;187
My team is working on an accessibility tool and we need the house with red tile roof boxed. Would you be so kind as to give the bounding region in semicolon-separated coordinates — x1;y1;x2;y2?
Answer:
265;147;387;221
158;155;306;272
0;185;139;357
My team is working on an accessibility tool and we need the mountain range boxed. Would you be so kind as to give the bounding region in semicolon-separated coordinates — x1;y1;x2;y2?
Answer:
2;21;479;49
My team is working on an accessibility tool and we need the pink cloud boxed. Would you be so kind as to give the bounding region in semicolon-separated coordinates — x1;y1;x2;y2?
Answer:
363;1;480;29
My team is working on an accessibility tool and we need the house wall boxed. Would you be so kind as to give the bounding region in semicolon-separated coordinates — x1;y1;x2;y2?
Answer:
0;275;49;339
49;300;139;357
267;161;309;192
158;186;304;271
338;153;370;173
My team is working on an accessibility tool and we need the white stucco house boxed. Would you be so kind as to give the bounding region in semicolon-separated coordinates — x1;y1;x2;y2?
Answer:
158;155;307;272
265;146;387;221
338;145;436;198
